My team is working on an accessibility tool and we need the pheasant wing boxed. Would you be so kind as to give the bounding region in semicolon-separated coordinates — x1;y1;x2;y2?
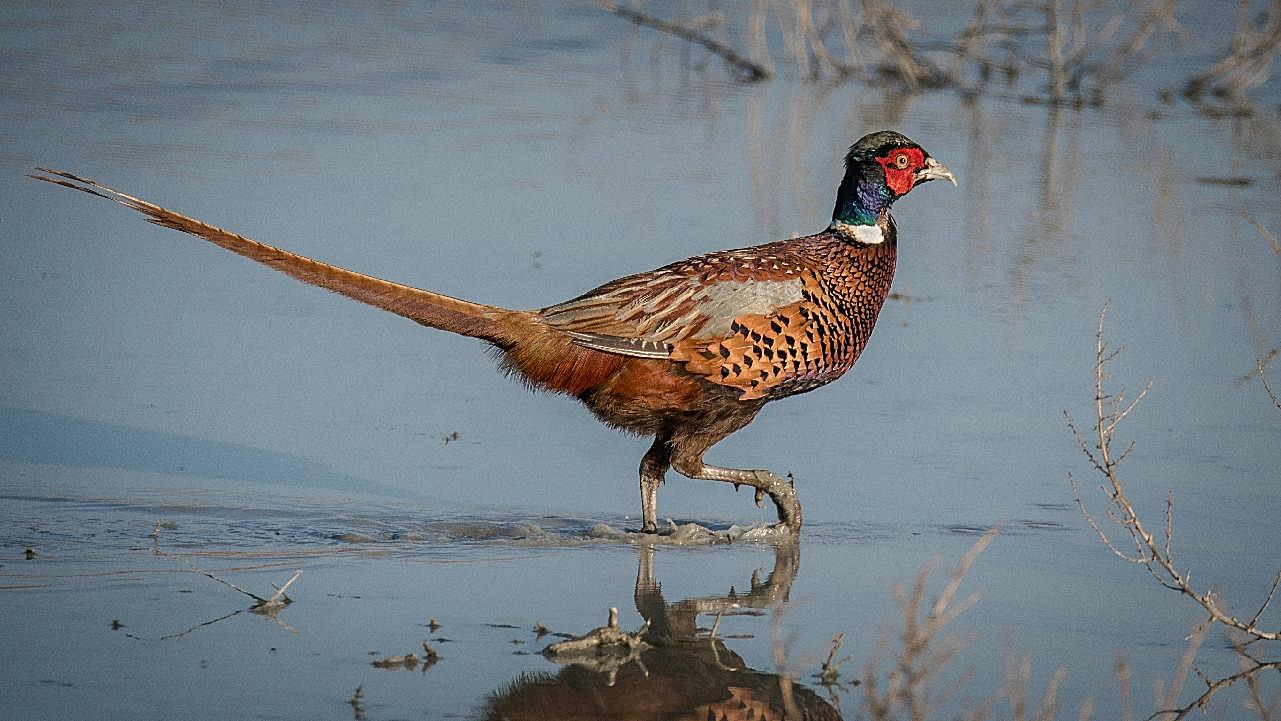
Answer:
541;244;843;399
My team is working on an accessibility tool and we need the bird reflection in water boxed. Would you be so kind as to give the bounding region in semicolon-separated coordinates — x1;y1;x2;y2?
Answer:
478;541;842;721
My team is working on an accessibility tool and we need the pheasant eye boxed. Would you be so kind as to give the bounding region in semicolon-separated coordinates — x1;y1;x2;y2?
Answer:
893;153;910;169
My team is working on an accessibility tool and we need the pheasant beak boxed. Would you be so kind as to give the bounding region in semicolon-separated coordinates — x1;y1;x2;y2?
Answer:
914;157;957;187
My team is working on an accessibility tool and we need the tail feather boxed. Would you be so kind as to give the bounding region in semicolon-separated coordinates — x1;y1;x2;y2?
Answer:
29;168;524;347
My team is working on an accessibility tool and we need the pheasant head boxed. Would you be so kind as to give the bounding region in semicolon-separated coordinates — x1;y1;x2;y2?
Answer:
831;131;956;229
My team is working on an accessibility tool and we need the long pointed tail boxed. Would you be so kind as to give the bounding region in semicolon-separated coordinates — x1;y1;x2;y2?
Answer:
29;168;527;347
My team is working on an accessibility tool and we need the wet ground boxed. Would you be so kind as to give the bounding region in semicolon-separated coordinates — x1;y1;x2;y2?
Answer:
2;2;1279;719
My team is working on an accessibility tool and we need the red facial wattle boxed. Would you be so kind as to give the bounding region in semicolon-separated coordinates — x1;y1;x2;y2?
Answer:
875;147;926;196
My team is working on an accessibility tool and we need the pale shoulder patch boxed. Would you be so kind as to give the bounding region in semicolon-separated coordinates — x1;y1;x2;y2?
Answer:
694;277;805;337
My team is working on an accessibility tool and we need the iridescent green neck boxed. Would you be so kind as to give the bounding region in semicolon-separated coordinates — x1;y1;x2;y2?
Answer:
832;171;893;226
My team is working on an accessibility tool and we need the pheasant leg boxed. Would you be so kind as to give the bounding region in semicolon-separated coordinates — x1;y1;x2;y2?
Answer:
671;456;802;533
638;435;672;533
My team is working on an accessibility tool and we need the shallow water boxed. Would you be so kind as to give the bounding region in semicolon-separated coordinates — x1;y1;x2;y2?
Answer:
2;2;1279;719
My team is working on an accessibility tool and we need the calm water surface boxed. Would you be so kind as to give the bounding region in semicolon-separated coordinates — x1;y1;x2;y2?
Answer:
2;2;1278;719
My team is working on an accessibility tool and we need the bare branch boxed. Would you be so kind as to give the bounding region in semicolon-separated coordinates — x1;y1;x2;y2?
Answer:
1117;652;1134;721
1260;360;1281;414
1245;214;1281;257
1182;0;1281;114
597;0;771;81
861;527;997;720
1151;657;1281;720
258;569;303;611
1248;569;1281;630
1067;304;1281;643
151;520;300;610
1150;617;1211;718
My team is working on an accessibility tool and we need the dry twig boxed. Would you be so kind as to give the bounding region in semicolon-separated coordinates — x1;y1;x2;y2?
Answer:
1261;360;1281;416
1002;643;1069;721
1249;215;1281;258
1066;303;1281;644
543;607;649;656
541;607;650;686
817;632;852;685
1182;0;1281;114
1150;631;1281;720
860;526;999;721
597;0;771;81
151;520;301;612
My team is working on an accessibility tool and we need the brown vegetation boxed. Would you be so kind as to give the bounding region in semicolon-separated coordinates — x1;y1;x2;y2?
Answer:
598;0;1280;114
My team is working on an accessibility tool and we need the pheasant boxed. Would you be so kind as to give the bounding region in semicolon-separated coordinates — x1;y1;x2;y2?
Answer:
30;130;954;534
